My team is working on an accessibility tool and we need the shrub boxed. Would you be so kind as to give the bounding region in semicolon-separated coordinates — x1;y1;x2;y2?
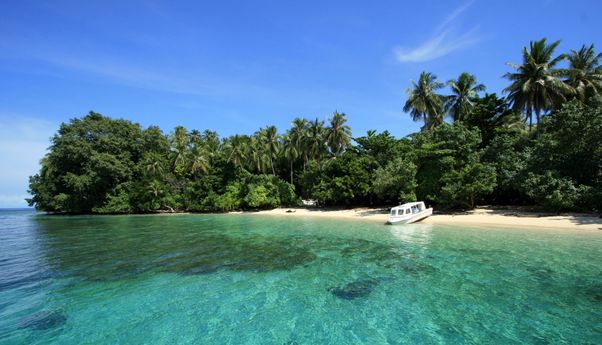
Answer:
521;172;580;212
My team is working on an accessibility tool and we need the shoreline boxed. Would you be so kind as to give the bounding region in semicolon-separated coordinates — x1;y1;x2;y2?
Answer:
247;207;602;232
28;207;602;232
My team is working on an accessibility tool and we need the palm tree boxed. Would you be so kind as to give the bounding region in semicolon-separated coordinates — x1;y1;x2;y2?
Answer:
446;72;486;122
282;135;299;184
201;130;221;154
564;44;602;101
142;152;165;178
189;146;210;175
147;180;164;210
326;111;352;157
503;38;572;135
189;129;202;146
259;126;280;175
289;118;309;168
248;134;270;174
225;134;248;170
307;118;326;163
170;126;190;173
404;72;445;130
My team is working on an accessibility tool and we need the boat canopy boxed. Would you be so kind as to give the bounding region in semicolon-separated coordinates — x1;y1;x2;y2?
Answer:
389;201;426;216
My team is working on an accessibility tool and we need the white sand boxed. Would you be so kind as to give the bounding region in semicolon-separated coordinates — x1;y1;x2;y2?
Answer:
248;207;602;232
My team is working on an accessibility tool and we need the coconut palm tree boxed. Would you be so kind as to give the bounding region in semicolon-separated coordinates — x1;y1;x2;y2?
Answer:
282;135;299;184
189;146;210;175
403;72;445;130
446;72;486;122
307;118;326;163
249;135;267;173
289;118;309;168
326;111;352;157
201;129;221;155
147;180;164;210
142;152;165;178
189;129;202;146
170;126;190;174
503;38;572;135
563;44;602;101
259;126;280;175
225;134;248;170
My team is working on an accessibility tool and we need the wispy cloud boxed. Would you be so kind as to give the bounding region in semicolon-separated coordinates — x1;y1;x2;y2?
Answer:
0;113;57;207
393;1;481;63
38;54;244;98
0;31;274;101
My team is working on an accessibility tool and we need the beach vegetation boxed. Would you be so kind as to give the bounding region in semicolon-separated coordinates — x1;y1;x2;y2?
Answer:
27;40;602;213
503;38;573;136
445;72;486;123
403;72;445;130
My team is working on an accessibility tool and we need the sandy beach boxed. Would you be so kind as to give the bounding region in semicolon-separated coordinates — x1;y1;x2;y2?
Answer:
249;207;602;232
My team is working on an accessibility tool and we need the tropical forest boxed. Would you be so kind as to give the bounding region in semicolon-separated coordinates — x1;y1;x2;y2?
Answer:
27;39;602;214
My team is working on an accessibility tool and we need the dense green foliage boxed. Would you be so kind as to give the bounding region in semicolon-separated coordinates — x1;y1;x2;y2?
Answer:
28;40;602;213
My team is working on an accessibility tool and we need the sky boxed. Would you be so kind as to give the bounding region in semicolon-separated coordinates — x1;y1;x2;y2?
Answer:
0;0;601;207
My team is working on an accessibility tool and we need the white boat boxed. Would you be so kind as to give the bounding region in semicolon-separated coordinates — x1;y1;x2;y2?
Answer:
387;201;433;224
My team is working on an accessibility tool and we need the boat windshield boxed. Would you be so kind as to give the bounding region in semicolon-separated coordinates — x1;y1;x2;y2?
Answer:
391;204;427;216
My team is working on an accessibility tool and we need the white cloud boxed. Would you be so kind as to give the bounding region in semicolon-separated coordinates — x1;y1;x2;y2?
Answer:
0;114;57;207
0;194;33;207
393;1;481;63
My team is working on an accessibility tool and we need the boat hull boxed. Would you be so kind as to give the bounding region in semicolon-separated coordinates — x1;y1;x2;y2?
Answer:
387;208;433;225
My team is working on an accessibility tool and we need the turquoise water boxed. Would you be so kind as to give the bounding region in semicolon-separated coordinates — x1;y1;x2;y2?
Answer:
0;209;600;344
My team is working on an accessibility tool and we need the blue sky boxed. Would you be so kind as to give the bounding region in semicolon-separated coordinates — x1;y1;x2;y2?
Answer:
1;0;600;207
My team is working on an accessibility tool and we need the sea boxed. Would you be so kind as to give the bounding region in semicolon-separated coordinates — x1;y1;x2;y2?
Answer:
0;209;600;344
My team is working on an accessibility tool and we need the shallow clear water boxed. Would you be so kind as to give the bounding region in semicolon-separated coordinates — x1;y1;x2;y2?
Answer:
0;209;600;344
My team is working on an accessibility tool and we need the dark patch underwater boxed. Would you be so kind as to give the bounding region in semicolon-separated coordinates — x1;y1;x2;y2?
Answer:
19;310;67;331
328;278;380;300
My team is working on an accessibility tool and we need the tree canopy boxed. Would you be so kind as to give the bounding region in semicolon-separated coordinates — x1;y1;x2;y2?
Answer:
28;39;602;214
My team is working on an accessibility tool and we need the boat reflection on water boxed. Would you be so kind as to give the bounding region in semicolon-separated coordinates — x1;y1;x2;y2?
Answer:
389;223;434;247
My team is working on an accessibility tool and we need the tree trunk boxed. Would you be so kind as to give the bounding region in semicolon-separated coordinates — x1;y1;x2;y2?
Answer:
535;109;541;138
290;160;294;185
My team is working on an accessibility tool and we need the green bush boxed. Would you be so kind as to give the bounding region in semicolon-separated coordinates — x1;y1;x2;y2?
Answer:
438;160;497;209
244;185;278;208
92;186;132;214
521;172;580;212
275;179;300;206
373;158;417;204
214;183;243;211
